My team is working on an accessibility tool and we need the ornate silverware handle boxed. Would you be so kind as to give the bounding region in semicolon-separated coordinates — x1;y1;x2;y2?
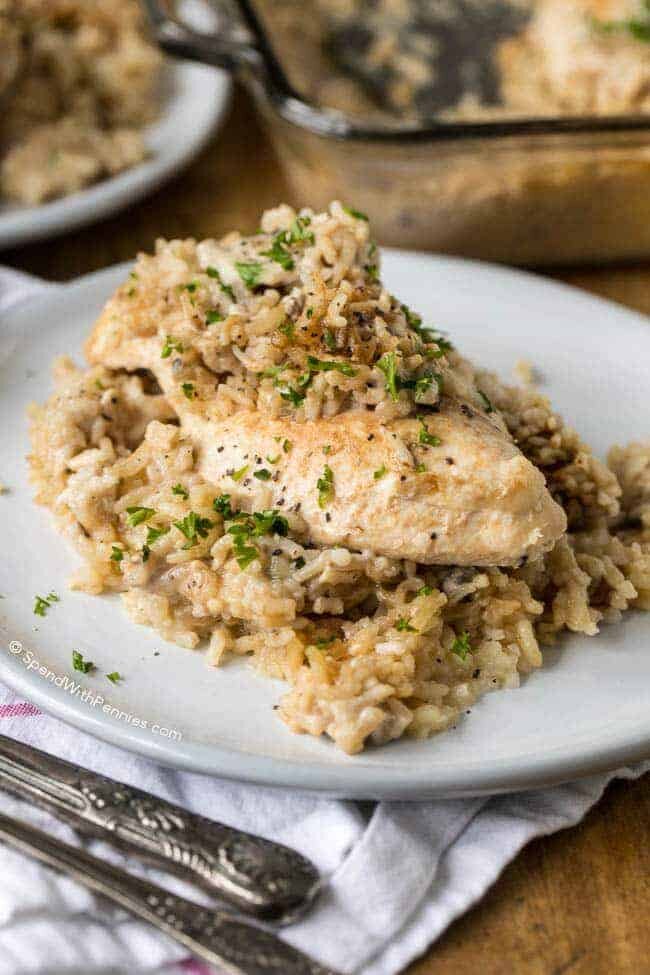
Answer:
0;811;338;975
0;734;319;922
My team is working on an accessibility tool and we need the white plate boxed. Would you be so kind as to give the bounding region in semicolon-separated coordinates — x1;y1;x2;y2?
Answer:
0;61;230;250
1;253;649;799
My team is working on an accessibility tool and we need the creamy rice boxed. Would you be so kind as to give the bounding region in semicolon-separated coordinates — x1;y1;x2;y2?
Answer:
0;0;162;205
29;203;650;753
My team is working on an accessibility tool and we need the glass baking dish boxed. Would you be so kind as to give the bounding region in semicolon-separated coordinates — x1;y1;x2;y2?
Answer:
145;0;650;265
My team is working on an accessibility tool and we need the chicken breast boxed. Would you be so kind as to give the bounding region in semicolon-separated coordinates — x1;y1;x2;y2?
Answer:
85;323;566;567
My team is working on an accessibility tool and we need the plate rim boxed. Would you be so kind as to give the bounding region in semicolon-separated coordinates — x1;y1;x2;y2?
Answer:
0;62;231;250
1;254;649;799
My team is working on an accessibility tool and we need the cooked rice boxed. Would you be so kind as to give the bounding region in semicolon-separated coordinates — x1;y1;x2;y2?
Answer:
0;0;161;205
28;202;650;754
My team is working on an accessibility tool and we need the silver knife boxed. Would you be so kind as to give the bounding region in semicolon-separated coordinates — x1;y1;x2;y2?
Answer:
0;734;319;922
0;811;338;975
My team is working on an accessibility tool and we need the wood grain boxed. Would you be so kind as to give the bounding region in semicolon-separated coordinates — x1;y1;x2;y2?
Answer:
4;85;649;975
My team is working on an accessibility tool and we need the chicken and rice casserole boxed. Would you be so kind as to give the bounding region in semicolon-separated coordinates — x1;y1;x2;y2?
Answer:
29;204;650;753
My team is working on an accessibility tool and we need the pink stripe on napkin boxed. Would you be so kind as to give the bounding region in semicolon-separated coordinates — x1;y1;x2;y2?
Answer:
0;702;42;719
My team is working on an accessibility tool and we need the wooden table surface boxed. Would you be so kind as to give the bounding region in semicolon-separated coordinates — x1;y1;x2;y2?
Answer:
5;88;649;975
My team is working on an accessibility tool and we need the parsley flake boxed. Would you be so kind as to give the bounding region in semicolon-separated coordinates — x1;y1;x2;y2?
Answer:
395;618;417;633
181;382;196;400
306;355;357;377
110;545;124;563
418;416;442;447
373;465;387;480
126;506;155;527
161;335;183;359
377;352;400;401
235;261;263;289
451;631;472;660
72;650;94;674
231;464;249;482
107;671;122;684
213;494;236;518
33;593;59;617
173;511;214;548
317;465;334;509
254;468;272;481
172;483;189;500
342;205;369;221
206;266;235;301
262;233;294;271
206;309;225;324
478;390;494;413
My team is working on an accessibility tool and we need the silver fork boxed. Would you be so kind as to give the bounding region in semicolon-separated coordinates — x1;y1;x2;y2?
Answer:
0;734;320;922
0;811;338;975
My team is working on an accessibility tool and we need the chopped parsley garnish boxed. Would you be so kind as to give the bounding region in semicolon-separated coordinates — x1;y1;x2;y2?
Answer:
306;307;314;319
478;390;494;413
395;618;417;633
377;352;400;401
322;444;331;456
306;355;357;377
316;635;337;648
279;320;295;340
229;510;289;537
110;545;124;563
33;592;59;617
323;329;337;351
418;416;441;447
231;464;249;482
366;264;379;283
415;463;426;473
278;384;306;407
253;468;272;481
106;671;122;684
182;281;198;294
161;335;183;359
72;650;94;674
206;266;235;301
414;373;442;403
172;483;189;500
423;331;453;356
145;525;170;547
417;585;433;597
213;494;235;518
317;465;334;509
400;303;422;329
282;439;293;453
451;631;472;660
173;511;214;548
126;506;155;527
230;536;259;570
288;215;315;244
266;454;280;464
206;309;225;324
292;556;306;569
592;3;650;41
226;509;289;570
373;465;387;480
343;205;369;221
235;261;263;289
181;382;196;400
262;234;295;271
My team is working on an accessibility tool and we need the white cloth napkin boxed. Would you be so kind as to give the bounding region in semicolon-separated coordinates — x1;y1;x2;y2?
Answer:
1;267;648;975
